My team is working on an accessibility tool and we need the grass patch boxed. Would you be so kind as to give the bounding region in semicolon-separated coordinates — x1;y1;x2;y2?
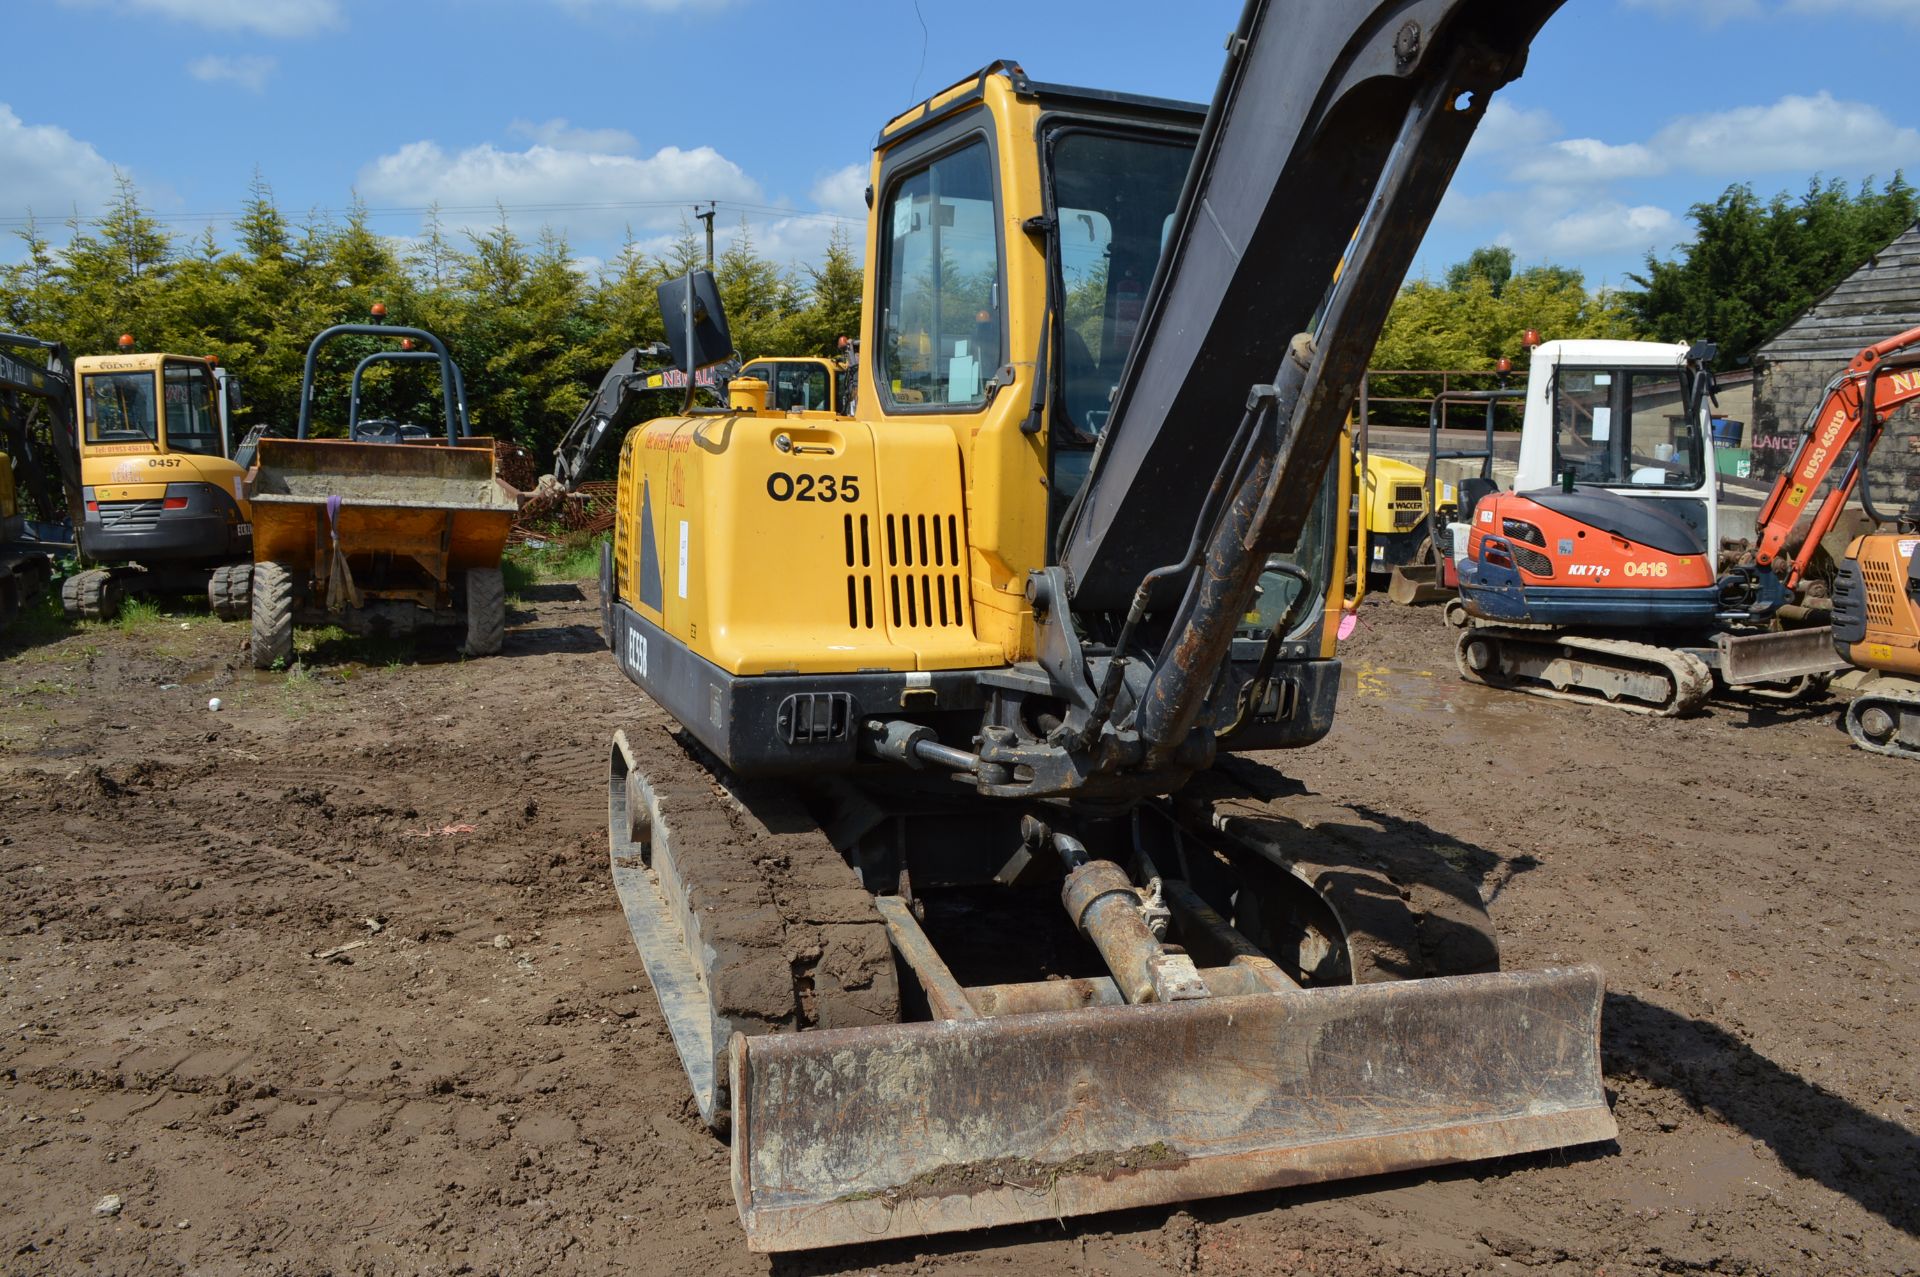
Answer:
503;534;606;597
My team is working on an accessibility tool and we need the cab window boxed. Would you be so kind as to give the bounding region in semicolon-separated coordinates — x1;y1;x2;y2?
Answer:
879;140;1001;410
752;361;832;412
81;371;158;445
163;362;222;456
1043;127;1197;513
1552;367;1703;490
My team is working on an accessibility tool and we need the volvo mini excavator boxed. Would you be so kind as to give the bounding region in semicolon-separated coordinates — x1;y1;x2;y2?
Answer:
1450;337;1843;714
63;340;254;621
598;0;1610;1252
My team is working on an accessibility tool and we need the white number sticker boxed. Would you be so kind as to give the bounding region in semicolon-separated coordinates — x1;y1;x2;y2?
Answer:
625;627;649;678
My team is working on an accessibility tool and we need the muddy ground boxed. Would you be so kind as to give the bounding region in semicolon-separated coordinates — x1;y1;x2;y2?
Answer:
1;584;1914;1276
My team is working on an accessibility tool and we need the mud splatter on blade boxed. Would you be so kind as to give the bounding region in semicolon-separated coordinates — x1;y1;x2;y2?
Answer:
732;965;1613;1252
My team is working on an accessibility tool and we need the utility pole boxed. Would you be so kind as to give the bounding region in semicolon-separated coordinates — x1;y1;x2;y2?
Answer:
695;202;717;268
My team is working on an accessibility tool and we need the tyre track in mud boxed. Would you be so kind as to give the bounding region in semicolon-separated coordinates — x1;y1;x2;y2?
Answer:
1;587;1915;1276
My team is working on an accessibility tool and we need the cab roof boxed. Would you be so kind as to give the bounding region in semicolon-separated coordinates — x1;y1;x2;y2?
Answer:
877;60;1205;149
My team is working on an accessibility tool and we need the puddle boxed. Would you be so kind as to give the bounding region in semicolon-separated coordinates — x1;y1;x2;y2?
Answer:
1340;659;1551;736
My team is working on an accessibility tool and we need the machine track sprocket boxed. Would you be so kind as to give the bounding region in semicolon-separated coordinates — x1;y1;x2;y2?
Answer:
1846;684;1920;760
608;724;899;1132
1455;623;1713;717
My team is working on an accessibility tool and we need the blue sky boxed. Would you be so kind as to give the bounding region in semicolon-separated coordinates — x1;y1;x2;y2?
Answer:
5;0;1918;291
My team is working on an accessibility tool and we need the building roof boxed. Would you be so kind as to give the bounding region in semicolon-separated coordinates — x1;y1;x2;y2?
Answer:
1756;220;1920;363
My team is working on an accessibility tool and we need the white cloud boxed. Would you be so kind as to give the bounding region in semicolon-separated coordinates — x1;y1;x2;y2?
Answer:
1650;91;1920;176
1509;137;1665;184
1465;100;1559;160
61;0;341;37
0;103;123;227
187;54;276;92
357;135;764;249
1533;203;1680;257
808;164;868;218
506;118;639;155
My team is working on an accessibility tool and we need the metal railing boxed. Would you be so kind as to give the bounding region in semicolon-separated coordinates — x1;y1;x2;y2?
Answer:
1358;368;1526;433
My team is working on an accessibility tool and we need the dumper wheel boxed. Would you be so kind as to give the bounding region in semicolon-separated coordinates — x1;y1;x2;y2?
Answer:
61;568;123;622
463;566;505;657
208;563;253;621
251;561;295;670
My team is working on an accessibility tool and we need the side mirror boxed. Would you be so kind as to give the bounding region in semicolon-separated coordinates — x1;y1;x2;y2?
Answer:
224;375;245;412
657;270;734;375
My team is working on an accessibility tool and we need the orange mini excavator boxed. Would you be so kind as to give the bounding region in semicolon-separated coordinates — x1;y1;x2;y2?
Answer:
1454;330;1920;715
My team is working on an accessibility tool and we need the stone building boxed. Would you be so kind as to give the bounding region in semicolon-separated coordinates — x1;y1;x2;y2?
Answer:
1750;220;1920;515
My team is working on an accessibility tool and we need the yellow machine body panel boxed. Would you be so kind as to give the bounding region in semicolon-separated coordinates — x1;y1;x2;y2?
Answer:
0;452;15;521
1842;532;1920;678
857;74;1053;663
616;412;1000;676
1357;453;1445;538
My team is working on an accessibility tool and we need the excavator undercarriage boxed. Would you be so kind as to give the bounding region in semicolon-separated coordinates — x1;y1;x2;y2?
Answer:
609;727;1610;1250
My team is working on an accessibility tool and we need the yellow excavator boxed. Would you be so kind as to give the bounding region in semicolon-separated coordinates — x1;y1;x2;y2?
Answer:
62;339;253;620
598;0;1606;1252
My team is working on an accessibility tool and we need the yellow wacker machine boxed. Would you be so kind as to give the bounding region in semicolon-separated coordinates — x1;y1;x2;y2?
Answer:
599;0;1609;1252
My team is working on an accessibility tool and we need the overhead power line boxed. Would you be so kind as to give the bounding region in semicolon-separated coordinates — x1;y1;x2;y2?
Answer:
0;197;861;233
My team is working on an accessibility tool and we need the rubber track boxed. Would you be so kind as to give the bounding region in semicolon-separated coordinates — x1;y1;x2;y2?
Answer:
209;563;252;621
1846;685;1920;760
619;725;900;1036
1176;757;1501;983
61;567;121;621
1456;624;1713;717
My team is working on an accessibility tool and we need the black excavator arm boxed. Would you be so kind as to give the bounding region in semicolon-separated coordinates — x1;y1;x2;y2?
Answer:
548;344;735;491
981;0;1565;797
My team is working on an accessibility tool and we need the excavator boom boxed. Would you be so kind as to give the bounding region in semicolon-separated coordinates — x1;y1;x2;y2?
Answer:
1753;323;1920;587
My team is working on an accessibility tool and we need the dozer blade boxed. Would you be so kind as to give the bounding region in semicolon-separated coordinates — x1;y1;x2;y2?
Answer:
1387;563;1449;606
1717;625;1847;687
731;965;1614;1252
